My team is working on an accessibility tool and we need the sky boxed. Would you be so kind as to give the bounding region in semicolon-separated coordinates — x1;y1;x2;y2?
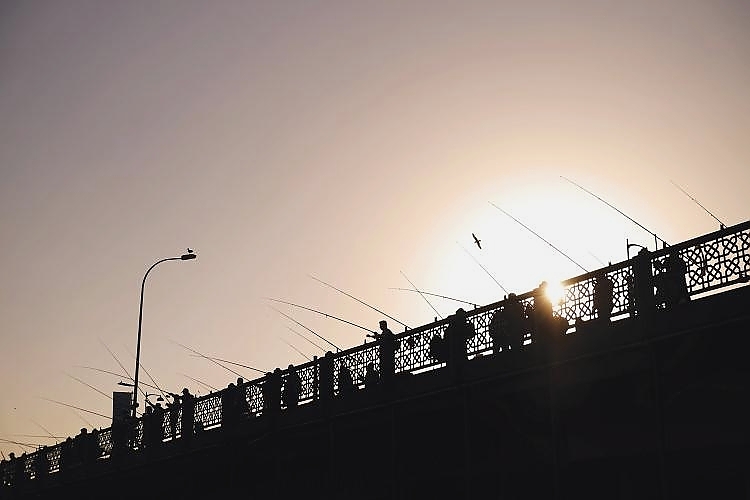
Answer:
1;0;748;456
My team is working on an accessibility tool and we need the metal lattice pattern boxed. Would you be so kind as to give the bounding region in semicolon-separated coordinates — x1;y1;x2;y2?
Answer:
195;394;222;430
98;429;113;457
396;322;448;374
294;363;318;405
47;446;61;473
557;264;634;325
681;229;750;294
333;344;379;391
246;380;265;415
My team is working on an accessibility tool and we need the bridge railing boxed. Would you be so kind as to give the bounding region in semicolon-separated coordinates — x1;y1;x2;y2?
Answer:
3;221;749;488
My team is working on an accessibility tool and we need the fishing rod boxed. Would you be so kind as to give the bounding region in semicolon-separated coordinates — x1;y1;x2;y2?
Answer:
0;438;37;450
71;409;95;429
124;347;168;400
39;397;109;420
489;202;589;273
180;373;217;392
269;305;341;352
64;373;112;401
268;297;377;335
30;418;59;445
75;366;161;393
170;340;247;380
588;251;607;267
99;339;133;380
279;338;312;362
98;339;153;401
400;271;443;320
456;241;508;294
388;288;478;308
188;354;266;374
670;180;726;229
561;176;668;249
8;434;65;440
287;326;326;352
309;275;410;329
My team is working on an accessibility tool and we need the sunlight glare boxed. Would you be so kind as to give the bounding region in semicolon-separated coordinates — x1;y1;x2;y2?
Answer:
544;281;566;305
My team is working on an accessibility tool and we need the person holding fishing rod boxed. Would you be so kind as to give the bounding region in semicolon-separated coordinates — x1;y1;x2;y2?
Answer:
367;320;397;387
443;308;476;380
531;282;569;345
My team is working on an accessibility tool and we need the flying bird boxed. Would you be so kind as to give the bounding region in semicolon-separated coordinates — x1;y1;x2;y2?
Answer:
472;233;481;249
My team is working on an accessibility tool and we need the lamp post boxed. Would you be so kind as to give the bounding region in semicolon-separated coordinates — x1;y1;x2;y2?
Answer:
132;250;196;418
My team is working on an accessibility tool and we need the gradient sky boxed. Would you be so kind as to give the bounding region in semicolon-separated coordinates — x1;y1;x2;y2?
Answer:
1;0;748;456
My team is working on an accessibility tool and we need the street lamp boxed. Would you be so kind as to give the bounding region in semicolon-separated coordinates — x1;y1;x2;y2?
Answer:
132;250;196;418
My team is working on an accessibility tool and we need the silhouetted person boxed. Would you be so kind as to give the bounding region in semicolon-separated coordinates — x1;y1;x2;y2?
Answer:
632;247;655;315
12;453;26;485
74;427;99;464
143;406;164;449
532;282;554;340
152;403;165;444
167;394;180;440
506;294;527;348
444;308;476;377
262;369;282;415
489;305;507;354
374;320;397;385
72;428;87;464
59;438;73;471
429;332;446;363
364;362;380;389
33;447;49;480
593;272;615;320
531;282;568;341
142;406;155;447
489;295;526;353
235;378;249;420
283;364;302;408
655;252;690;308
222;382;239;429
319;352;335;402
180;388;195;440
338;364;355;396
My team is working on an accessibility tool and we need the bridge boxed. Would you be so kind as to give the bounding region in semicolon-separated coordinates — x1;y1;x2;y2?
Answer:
2;221;749;499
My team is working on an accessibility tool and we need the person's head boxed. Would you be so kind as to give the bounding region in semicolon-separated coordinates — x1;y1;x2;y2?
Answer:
182;388;190;396
80;428;87;435
456;308;466;318
288;364;295;371
366;362;374;371
236;377;244;385
379;320;387;330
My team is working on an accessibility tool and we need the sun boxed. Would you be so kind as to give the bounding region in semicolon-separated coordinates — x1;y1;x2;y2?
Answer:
544;281;566;305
